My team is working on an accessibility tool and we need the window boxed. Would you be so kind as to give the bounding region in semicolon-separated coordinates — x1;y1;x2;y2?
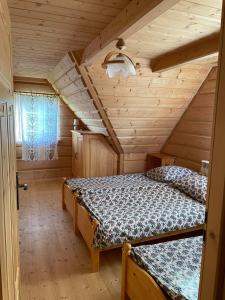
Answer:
15;92;59;161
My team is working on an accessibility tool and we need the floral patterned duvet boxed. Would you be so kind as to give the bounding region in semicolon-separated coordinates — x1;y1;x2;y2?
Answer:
66;173;149;194
131;236;203;300
74;178;205;249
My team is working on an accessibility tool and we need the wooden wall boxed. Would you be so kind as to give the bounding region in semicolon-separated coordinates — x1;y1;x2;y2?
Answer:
0;0;13;96
49;53;216;174
87;59;214;173
14;77;74;180
162;67;217;171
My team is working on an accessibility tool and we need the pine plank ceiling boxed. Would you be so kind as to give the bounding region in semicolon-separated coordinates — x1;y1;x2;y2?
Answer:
8;0;131;77
8;0;222;78
9;0;222;159
48;0;222;156
126;0;222;59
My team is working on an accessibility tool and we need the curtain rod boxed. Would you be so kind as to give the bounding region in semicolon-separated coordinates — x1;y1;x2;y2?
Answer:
14;91;60;96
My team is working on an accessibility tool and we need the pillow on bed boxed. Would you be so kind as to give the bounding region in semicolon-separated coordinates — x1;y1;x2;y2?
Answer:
146;165;196;183
172;174;208;203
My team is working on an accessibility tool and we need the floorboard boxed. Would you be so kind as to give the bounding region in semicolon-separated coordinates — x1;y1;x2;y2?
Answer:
19;179;121;300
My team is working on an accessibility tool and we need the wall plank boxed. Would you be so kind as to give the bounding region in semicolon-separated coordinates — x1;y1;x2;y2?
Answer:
162;67;217;170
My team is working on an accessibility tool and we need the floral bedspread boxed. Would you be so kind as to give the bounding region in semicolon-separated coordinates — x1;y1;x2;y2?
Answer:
131;236;203;300
66;173;149;194
77;180;205;249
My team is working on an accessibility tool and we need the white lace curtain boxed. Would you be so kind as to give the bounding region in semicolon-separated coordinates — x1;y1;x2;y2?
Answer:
15;92;59;161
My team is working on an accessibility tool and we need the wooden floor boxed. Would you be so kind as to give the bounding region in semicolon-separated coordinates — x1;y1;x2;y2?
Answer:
19;179;121;300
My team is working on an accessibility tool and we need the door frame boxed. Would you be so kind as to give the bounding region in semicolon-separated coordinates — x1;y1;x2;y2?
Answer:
199;1;225;299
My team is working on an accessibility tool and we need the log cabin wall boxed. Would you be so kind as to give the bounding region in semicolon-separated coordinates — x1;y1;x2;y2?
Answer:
9;0;221;175
49;53;215;174
162;66;217;171
14;77;74;180
87;59;214;173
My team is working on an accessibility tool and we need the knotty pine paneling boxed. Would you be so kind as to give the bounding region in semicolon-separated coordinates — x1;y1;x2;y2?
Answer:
8;0;130;77
50;53;108;136
87;59;215;173
50;52;216;174
162;67;217;171
8;0;221;78
14;78;74;180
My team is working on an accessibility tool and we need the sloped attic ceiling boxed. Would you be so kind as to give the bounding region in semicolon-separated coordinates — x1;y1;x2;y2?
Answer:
50;52;215;155
86;59;216;154
9;0;221;158
48;0;221;155
124;0;221;60
8;0;130;78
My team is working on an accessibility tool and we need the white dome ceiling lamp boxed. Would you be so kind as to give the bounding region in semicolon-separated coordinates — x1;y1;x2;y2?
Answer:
102;39;140;78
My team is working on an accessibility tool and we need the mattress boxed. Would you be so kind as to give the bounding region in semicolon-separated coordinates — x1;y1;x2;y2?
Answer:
78;180;205;249
131;236;203;300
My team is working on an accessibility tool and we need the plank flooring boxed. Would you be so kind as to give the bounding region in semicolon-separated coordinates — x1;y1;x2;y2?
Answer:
19;179;121;300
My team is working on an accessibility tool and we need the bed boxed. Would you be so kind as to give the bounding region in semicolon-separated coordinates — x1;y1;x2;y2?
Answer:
62;166;207;272
121;236;203;300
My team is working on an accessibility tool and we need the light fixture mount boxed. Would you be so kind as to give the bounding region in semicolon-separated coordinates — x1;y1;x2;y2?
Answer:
116;38;126;51
102;39;140;78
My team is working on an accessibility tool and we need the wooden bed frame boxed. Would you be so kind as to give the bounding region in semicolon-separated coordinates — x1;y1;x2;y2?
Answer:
62;177;204;272
121;243;167;300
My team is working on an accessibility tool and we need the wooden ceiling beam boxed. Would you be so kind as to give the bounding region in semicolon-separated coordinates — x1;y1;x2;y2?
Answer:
81;0;181;66
151;32;220;72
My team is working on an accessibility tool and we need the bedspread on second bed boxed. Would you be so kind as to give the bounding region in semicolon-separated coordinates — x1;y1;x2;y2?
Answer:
66;173;150;194
78;180;205;249
131;236;203;300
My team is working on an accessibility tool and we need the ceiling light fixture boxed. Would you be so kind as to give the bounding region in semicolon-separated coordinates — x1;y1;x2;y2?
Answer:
102;39;140;78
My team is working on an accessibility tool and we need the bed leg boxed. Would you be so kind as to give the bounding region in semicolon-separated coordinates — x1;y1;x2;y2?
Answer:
62;179;66;210
91;248;100;273
121;243;132;300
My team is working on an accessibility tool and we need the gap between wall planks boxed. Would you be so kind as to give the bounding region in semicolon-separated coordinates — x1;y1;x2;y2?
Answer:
162;66;217;171
69;51;124;174
14;77;75;181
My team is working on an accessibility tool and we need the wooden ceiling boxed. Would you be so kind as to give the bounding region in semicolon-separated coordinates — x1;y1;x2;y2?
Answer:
8;0;222;77
87;58;215;154
126;0;221;59
50;52;215;156
8;0;222;171
8;0;130;77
